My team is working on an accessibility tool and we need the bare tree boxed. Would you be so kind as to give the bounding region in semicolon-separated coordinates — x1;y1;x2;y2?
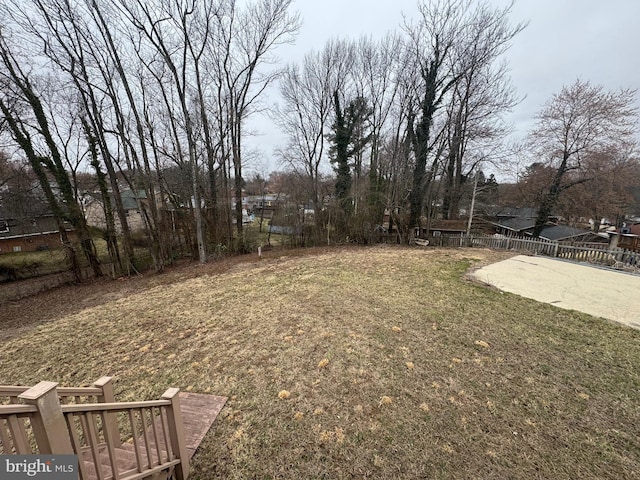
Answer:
66;1;137;271
403;0;469;236
114;0;209;264
13;0;157;271
371;49;421;243
353;34;401;222
212;0;300;246
440;1;524;219
0;30;102;278
554;148;639;229
276;39;352;230
529;79;637;236
401;0;523;237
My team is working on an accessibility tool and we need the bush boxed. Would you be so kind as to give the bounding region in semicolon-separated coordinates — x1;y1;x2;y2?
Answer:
232;227;262;254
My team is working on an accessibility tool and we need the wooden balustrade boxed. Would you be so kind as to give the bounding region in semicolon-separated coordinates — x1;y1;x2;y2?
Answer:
18;381;74;454
161;388;189;480
62;400;183;480
0;379;189;480
0;403;38;454
1;378;112;404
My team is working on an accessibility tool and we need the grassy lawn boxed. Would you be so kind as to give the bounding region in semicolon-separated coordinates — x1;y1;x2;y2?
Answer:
1;246;639;479
0;237;152;279
0;248;67;277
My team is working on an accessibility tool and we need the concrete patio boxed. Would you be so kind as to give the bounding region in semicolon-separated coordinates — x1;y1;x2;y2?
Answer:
470;255;640;329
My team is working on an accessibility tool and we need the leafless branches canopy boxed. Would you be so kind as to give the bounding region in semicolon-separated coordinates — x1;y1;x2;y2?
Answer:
0;0;300;268
528;79;637;236
0;0;636;263
277;0;529;242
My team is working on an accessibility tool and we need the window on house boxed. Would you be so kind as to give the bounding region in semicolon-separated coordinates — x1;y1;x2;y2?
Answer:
0;220;8;233
13;246;21;252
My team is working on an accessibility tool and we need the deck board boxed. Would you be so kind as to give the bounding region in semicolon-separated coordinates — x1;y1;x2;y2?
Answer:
178;392;227;459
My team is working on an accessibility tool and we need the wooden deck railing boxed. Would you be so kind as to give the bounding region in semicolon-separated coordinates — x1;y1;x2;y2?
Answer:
0;403;38;454
0;379;189;480
1;376;121;456
1;376;116;405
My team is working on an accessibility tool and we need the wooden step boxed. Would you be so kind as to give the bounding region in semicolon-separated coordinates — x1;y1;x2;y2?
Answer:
121;439;170;468
82;444;135;479
80;392;226;480
82;444;176;480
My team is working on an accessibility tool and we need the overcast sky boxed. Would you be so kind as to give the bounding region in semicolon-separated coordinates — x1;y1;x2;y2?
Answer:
245;0;640;178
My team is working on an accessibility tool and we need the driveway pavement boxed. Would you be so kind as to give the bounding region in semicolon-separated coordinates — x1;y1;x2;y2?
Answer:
470;255;640;329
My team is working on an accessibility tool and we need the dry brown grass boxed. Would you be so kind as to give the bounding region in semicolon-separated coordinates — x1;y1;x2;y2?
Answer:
1;245;640;479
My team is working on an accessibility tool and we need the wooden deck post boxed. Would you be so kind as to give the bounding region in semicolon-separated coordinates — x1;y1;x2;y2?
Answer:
19;381;74;454
93;376;122;447
161;388;189;480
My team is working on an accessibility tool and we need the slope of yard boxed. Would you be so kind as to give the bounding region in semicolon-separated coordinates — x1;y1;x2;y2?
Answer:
1;246;639;479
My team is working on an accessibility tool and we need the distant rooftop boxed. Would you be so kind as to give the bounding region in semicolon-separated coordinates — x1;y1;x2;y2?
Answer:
538;225;592;241
492;217;537;232
494;207;538;219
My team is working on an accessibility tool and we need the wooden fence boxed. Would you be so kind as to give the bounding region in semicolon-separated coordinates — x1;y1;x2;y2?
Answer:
425;233;640;272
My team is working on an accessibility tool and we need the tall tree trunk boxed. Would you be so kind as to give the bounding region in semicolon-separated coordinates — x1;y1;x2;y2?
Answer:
408;71;438;237
233;130;244;239
82;117;122;272
533;155;569;237
0;98;84;281
92;1;168;270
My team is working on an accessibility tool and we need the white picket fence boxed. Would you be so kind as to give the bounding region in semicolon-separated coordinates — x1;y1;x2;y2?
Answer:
426;233;640;272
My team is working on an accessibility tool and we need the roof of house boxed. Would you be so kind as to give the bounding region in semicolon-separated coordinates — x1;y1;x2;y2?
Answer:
494;207;538;219
0;199;51;220
0;198;67;239
0;214;71;239
492;217;537;232
538;225;592;241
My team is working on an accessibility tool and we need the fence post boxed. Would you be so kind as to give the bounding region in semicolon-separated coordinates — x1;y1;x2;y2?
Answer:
553;242;559;258
161;388;189;480
93;376;121;447
19;381;74;454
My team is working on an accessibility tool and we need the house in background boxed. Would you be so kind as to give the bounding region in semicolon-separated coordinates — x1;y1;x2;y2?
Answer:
427;219;493;237
489;207;538;236
0;205;75;254
537;224;602;243
492;217;535;236
489;207;601;243
244;194;282;219
83;190;148;233
608;223;640;252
